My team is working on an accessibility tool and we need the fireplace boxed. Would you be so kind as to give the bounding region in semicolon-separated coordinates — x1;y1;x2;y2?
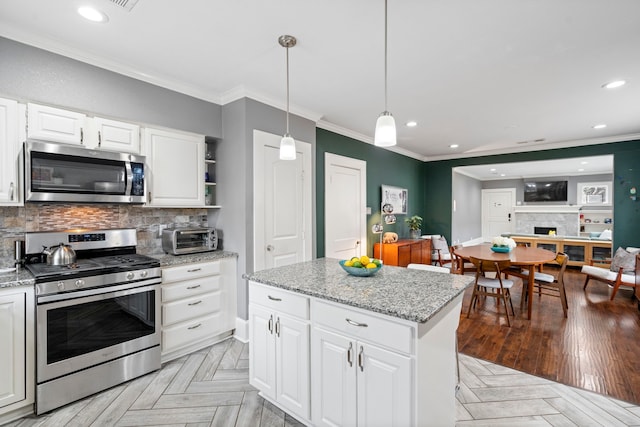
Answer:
534;226;557;235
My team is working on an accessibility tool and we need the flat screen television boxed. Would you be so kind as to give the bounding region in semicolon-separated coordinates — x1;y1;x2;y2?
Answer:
524;181;568;202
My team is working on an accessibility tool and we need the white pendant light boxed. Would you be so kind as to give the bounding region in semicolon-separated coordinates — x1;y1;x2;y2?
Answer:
374;0;396;147
279;35;297;160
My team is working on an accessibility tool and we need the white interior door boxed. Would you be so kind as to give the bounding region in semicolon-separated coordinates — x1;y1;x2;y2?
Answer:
253;130;312;271
481;189;516;239
325;153;367;259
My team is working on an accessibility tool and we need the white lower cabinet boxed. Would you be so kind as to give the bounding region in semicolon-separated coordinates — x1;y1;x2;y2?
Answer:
0;286;35;423
161;258;237;362
312;301;412;427
249;283;310;422
249;281;463;427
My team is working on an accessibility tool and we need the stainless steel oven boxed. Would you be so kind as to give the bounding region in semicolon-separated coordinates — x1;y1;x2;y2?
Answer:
25;229;161;415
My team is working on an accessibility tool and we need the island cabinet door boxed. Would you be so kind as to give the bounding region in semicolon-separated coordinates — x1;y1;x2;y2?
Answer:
275;313;310;420
312;327;357;427
356;342;412;427
248;304;277;401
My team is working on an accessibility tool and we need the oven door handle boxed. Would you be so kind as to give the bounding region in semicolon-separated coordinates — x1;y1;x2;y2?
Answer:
37;279;160;305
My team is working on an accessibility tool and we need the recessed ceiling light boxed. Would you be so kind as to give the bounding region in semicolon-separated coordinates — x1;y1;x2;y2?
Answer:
449;144;459;149
78;6;109;23
592;124;607;129
578;168;585;172
500;174;506;177
602;80;626;89
581;161;588;165
490;168;496;172
405;121;417;127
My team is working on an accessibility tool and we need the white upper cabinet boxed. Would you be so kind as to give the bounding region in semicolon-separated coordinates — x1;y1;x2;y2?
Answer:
0;97;21;205
27;103;140;153
90;117;140;153
27;103;86;145
143;127;204;207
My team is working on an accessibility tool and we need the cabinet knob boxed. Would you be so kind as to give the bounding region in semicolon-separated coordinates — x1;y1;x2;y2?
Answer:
266;245;274;252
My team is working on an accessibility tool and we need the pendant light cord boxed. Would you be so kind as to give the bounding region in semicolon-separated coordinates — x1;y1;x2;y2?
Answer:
384;0;388;112
286;45;290;134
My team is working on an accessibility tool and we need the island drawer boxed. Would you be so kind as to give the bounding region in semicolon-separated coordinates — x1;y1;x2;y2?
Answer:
249;282;309;320
312;299;414;354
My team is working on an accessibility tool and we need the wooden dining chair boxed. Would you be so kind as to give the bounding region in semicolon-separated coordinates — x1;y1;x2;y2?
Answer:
467;257;516;326
450;245;475;275
522;252;569;317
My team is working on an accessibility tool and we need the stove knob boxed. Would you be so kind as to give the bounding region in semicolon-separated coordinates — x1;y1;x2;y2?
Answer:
75;279;85;288
57;281;65;291
126;272;135;280
140;270;148;278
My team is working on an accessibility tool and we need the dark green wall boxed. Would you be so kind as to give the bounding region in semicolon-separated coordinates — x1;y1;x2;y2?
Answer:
423;140;640;250
316;129;425;258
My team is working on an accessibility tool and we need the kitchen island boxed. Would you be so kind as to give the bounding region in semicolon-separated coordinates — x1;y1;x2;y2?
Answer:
244;258;473;427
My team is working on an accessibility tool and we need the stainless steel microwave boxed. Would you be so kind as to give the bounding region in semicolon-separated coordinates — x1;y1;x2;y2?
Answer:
162;227;218;255
25;140;146;203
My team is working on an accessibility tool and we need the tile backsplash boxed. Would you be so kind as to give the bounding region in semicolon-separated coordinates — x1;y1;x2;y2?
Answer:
0;204;209;267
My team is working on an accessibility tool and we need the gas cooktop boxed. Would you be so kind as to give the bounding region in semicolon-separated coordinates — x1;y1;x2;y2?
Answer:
26;253;160;281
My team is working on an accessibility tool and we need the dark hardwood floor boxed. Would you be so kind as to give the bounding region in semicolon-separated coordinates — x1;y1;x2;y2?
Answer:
457;265;640;405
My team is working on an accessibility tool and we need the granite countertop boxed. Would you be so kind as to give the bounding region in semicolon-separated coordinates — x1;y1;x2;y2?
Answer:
0;267;36;289
243;258;473;323
151;250;238;267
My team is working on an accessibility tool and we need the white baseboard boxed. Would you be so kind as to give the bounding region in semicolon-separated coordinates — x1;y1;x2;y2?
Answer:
234;317;249;343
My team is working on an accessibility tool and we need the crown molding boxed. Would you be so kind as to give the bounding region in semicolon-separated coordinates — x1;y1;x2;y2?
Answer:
316;120;425;161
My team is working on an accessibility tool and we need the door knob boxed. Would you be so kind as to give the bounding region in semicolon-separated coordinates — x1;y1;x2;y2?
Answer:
266;245;274;252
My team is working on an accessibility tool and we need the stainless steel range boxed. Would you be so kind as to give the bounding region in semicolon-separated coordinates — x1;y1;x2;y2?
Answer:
24;228;161;415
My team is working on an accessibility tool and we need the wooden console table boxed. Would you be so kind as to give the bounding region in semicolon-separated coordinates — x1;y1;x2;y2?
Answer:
506;235;612;267
374;239;431;267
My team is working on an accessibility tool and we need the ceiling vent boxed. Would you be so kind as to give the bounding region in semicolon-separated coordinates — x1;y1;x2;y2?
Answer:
106;0;139;12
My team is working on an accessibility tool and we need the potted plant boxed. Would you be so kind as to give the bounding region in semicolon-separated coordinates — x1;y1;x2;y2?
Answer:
405;215;423;239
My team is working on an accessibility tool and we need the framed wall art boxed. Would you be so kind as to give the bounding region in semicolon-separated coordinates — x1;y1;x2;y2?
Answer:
381;185;408;215
578;182;611;206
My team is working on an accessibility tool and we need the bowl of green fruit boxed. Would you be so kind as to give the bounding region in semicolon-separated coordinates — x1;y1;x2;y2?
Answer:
339;256;382;277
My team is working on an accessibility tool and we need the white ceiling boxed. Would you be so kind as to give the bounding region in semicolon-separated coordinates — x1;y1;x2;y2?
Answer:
1;0;639;164
454;155;613;181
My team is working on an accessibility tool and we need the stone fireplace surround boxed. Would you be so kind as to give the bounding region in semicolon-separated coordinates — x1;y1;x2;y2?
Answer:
514;205;581;236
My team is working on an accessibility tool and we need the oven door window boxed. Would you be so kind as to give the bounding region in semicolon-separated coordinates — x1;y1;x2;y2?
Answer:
31;151;127;195
46;289;156;364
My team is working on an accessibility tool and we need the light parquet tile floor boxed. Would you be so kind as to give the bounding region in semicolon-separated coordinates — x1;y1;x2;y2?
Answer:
7;338;640;427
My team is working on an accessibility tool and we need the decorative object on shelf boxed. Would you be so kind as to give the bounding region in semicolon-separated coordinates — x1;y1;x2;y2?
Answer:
578;181;611;206
548;230;556;236
384;214;396;224
491;236;516;252
372;223;384;234
278;34;297;160
374;0;396;147
381;184;407;215
405;215;423;239
382;232;398;243
339;258;382;277
630;186;637;201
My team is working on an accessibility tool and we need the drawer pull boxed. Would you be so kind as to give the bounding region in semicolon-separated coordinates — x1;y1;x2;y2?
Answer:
186;285;201;290
187;268;202;273
188;300;202;306
188;323;202;330
358;346;364;372
346;318;368;327
347;342;353;367
268;295;282;301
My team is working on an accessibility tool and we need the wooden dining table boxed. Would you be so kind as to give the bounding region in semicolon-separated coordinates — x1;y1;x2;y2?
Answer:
452;244;556;320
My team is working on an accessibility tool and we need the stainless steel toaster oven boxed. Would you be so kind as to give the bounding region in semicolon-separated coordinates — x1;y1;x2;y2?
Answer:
162;227;218;255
